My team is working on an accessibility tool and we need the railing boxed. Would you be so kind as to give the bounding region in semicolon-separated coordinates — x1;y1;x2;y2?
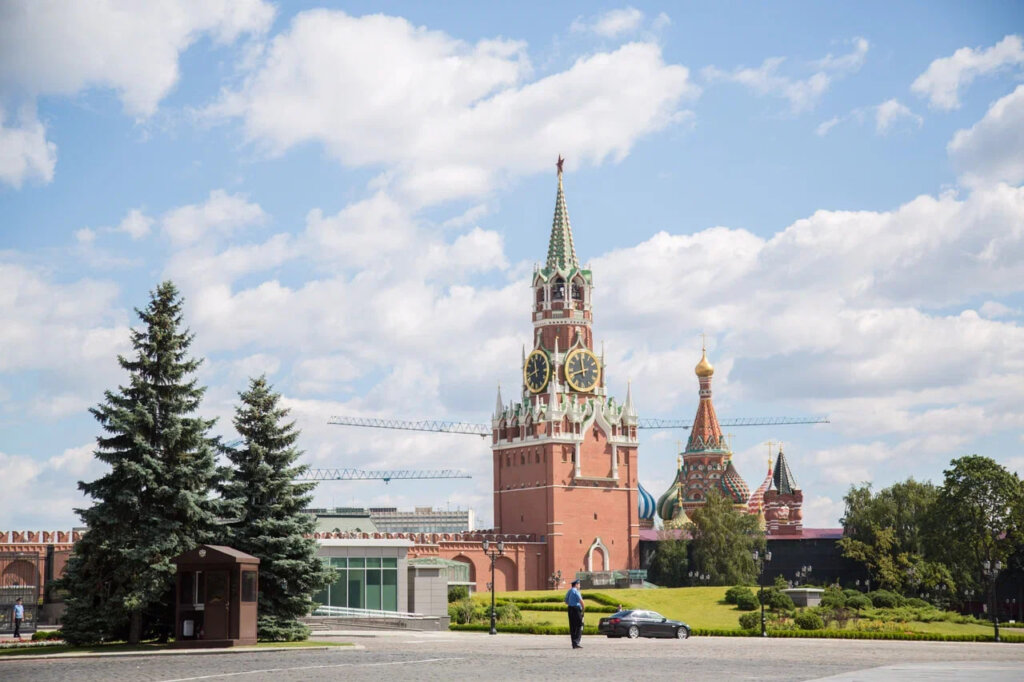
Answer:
311;605;428;619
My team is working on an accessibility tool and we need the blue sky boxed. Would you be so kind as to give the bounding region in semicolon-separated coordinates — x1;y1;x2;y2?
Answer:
2;2;1023;530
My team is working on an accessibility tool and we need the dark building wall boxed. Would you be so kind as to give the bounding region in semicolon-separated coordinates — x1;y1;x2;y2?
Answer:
639;537;866;587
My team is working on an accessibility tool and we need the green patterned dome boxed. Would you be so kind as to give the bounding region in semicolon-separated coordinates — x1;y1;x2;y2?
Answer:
719;460;750;505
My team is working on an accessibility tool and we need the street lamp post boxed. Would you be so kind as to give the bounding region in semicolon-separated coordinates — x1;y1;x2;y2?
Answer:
482;539;505;636
983;560;1002;643
753;549;772;637
795;564;812;586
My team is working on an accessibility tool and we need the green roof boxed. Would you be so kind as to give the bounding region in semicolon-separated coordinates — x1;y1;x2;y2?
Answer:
545;169;579;272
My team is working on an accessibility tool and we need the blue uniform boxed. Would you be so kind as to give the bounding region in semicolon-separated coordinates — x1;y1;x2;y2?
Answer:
565;586;584;648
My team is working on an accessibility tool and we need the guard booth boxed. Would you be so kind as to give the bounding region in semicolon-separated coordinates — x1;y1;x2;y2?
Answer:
171;545;260;647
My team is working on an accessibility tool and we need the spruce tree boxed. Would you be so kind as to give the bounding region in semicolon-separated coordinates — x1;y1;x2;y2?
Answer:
60;282;220;644
218;376;333;641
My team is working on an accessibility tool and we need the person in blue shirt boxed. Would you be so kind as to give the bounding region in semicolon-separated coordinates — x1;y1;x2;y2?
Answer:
564;579;585;649
12;598;24;640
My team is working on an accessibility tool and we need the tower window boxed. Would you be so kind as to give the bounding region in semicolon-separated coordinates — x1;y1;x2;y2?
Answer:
571;282;583;300
536;288;545;304
553;278;565;301
521;454;525;465
594;513;597;520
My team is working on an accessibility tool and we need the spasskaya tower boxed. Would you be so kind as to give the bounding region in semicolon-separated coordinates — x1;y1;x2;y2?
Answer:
491;158;640;587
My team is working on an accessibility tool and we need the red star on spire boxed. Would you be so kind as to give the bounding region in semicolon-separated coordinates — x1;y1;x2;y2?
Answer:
556;155;564;174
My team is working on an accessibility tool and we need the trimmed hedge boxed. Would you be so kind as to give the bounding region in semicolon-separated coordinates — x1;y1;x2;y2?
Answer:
451;623;600;635
449;623;1024;643
692;628;1024;642
509;602;617;613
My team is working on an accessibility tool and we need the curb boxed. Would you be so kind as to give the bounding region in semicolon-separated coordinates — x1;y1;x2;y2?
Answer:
0;644;364;661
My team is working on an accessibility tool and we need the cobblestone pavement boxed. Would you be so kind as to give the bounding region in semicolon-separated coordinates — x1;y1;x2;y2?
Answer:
3;633;1024;682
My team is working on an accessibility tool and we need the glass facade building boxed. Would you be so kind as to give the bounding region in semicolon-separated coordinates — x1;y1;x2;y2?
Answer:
314;556;399;611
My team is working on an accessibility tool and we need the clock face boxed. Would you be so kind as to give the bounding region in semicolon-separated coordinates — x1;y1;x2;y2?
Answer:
524;350;551;393
564;348;601;392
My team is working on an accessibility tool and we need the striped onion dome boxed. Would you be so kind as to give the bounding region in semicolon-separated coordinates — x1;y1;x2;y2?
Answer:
656;479;684;521
747;461;773;514
719;460;751;505
638;481;656;521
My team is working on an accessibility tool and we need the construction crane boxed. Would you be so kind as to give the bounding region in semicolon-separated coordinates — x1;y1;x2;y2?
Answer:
327;414;830;438
296;468;471;484
223;440;470;483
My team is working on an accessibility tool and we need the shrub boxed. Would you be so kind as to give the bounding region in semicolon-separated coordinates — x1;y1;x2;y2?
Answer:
821;586;846;609
846;594;871;610
31;631;50;641
795;611;824;630
761;588;795;611
905;597;929;608
735;592;760;611
738;612;761;630
868;590;900;608
495;601;522;624
725;586;755;605
451;599;476;625
842;588;861;600
448;585;469;603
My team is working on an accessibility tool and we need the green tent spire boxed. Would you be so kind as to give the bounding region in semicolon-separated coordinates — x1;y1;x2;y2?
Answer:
546;156;578;272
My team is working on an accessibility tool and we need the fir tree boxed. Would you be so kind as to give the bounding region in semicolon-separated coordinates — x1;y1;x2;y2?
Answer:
60;282;220;645
218;376;333;641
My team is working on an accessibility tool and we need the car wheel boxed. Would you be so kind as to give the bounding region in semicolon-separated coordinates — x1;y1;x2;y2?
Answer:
676;627;689;640
627;625;639;639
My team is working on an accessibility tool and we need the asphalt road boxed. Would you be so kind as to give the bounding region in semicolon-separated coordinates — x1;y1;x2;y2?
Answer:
4;632;1024;681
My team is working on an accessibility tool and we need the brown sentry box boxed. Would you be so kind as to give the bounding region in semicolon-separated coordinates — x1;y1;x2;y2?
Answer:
171;545;260;647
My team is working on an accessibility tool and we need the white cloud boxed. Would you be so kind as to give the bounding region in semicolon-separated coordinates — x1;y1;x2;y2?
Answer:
874;98;923;134
0;0;275;118
571;7;645;38
0;109;56;188
912;35;1024;110
115;209;154;239
161;189;266;246
816;116;841;137
948;85;1024;187
703;58;830;113
0;445;106;527
813;37;870;72
704;38;868;114
803;495;847;528
979;301;1019;319
209;9;697;205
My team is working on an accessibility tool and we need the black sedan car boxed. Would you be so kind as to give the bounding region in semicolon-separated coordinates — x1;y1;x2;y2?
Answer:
598;609;691;639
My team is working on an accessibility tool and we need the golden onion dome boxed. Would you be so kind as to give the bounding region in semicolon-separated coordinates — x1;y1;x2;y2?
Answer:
695;348;714;378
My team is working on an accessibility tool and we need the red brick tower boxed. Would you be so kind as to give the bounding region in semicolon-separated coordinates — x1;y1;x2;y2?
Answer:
491;158;640;586
763;448;803;535
657;346;750;522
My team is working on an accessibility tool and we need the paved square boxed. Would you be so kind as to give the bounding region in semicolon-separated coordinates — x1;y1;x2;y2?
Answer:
3;632;1024;681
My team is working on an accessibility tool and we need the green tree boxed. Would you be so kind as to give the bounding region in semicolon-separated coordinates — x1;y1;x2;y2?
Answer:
60;282;220;645
838;478;949;595
647;534;689;587
688;488;763;585
927;455;1024;594
218;376;334;641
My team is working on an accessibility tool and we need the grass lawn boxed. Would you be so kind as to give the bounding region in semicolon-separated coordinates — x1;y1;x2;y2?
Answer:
0;640;351;658
482;587;1016;638
485;586;740;629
